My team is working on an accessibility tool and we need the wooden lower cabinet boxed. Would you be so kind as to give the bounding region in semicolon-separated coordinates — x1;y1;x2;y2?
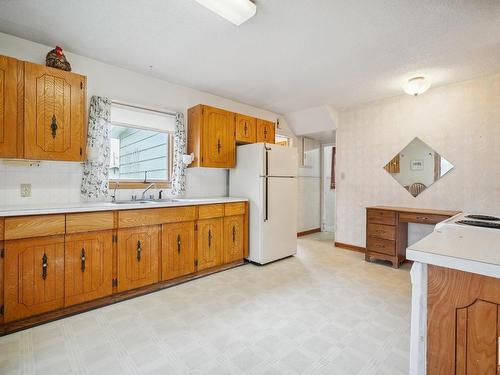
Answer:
117;226;159;292
64;230;113;306
197;218;223;271
427;265;500;374
223;215;244;263
4;236;65;322
161;222;195;281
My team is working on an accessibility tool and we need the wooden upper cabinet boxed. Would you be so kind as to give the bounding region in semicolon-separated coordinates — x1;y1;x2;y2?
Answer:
256;119;275;144
4;236;65;322
197;217;223;271
117;225;159;292
235;114;256;144
161;221;195;281
223;215;244;264
188;105;236;168
64;230;113;306
0;55;21;158
24;62;87;161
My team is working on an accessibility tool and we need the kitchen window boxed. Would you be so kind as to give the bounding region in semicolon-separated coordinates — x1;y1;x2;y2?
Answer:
109;102;175;188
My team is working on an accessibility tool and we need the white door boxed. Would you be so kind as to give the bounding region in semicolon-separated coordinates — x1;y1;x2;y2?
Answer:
261;176;297;264
322;145;335;233
265;144;298;177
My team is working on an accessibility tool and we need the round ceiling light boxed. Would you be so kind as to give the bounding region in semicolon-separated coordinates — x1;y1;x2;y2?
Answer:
404;76;431;96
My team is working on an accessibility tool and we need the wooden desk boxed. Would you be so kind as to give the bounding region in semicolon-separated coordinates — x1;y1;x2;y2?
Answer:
365;206;460;268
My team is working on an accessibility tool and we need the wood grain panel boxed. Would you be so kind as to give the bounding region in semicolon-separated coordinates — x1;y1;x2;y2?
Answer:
24;62;86;161
161;221;195;281
0;217;4;241
0;55;19;158
223;215;244;263
366;223;396;241
5;214;65;240
367;209;396;225
398;212;449;225
118;206;197;228
198;204;224;219
201;105;236;168
197;218;223;271
256;119;275;143
235;114;256;144
224;202;246;216
66;212;115;234
4;236;65;322
117;225;159;292
366;237;395;256
64;230;113;306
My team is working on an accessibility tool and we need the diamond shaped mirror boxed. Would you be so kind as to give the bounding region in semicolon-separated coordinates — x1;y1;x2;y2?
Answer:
383;137;454;197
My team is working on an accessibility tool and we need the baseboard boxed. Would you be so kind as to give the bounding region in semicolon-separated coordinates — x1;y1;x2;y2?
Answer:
297;228;321;237
335;241;366;253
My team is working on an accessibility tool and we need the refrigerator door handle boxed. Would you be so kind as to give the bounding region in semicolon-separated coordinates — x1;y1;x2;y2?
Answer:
264;176;269;222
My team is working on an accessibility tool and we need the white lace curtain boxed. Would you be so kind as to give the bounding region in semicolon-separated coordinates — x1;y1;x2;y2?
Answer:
81;96;111;201
171;112;187;196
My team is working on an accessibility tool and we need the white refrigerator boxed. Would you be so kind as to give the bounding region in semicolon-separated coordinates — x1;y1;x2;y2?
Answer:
230;143;298;265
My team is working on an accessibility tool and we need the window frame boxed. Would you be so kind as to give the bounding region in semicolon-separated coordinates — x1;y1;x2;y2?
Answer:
108;106;175;190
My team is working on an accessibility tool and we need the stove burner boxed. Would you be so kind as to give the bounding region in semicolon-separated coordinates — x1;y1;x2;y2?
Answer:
465;214;500;221
456;220;500;229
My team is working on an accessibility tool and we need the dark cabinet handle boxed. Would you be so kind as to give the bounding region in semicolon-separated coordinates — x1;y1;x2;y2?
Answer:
208;229;212;247
137;240;142;262
264;127;268;139
177;234;181;254
232;226;236;243
217;139;221;154
81;248;86;272
244;123;248;135
51;114;58;139
42;253;48;280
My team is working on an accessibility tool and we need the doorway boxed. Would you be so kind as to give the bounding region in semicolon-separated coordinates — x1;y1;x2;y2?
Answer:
321;143;335;234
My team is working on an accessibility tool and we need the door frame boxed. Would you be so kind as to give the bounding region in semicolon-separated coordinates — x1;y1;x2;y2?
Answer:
320;142;336;234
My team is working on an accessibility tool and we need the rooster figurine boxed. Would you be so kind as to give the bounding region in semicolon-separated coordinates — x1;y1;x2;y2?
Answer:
46;46;71;71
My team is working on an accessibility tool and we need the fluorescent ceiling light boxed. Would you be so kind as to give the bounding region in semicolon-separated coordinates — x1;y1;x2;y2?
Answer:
403;76;431;96
195;0;256;26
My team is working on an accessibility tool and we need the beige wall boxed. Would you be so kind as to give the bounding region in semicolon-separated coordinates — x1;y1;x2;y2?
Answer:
336;73;500;247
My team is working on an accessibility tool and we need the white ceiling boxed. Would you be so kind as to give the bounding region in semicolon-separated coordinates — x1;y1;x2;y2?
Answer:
1;0;500;114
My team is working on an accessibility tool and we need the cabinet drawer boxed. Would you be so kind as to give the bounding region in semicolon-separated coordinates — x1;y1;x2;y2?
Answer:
225;202;246;216
5;215;66;240
399;212;449;225
367;209;396;225
198;204;224;219
119;206;197;228
367;237;396;256
367;223;396;241
66;212;115;234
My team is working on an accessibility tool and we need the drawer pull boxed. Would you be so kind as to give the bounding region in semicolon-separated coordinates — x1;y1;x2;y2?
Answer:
137;240;142;262
232;226;236;243
177;234;181;254
50;114;58;139
80;248;86;272
42;253;48;280
217;139;221;154
208;229;212;248
417;216;429;221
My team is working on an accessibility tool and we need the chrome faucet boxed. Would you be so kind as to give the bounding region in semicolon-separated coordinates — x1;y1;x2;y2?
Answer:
111;182;120;202
141;182;156;200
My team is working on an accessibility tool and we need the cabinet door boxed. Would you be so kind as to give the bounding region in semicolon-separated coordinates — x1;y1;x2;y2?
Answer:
64;230;113;306
235;114;256;144
161;222;195;281
202;106;235;168
24;62;86;161
223;215;244;264
4;236;65;322
117;226;159;292
256;119;275;144
0;55;20;158
197;218;223;271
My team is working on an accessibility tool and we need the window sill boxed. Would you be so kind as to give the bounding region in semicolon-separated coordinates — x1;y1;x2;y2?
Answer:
109;181;171;189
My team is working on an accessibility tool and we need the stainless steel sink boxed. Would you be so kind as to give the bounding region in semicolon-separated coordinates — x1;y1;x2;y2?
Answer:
111;199;156;204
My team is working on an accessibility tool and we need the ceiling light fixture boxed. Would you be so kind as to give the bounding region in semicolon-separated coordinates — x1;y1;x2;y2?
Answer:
404;76;431;96
194;0;256;26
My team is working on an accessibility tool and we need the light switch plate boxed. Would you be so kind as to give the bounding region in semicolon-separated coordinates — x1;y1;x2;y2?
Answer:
20;184;32;197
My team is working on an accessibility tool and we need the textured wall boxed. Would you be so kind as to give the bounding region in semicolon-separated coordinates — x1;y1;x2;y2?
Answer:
336;73;500;247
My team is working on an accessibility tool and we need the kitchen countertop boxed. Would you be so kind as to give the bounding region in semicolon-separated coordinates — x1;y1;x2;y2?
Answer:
0;197;248;217
407;224;500;278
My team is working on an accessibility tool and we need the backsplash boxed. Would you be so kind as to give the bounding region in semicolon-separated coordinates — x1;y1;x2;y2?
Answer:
0;161;228;207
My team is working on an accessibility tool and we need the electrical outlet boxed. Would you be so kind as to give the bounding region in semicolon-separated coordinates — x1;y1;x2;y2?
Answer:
20;184;32;197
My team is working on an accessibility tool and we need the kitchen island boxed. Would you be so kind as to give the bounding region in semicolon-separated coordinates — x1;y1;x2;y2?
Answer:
407;214;500;374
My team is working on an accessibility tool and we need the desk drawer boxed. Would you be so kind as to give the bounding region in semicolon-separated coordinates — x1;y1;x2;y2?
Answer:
5;215;66;240
367;223;396;241
367;209;396;225
399;212;449;225
367;237;396;256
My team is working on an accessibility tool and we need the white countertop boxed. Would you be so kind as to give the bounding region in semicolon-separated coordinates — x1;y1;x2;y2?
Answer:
407;224;500;278
0;197;248;217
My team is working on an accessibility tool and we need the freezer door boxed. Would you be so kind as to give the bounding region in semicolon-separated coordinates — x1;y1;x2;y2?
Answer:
261;176;297;264
265;144;298;177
